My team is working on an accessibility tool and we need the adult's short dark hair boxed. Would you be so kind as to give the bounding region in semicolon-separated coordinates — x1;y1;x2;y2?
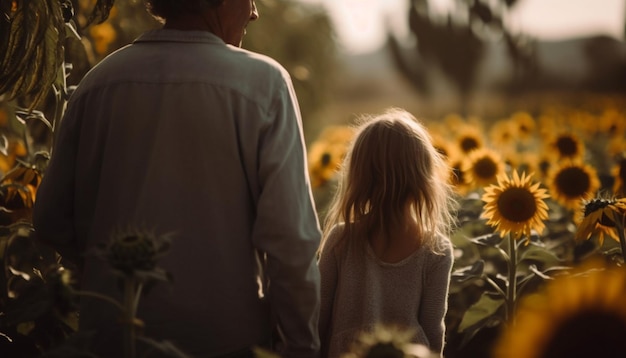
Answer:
146;0;224;21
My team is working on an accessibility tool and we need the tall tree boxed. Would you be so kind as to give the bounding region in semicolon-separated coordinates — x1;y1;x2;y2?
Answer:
390;0;536;113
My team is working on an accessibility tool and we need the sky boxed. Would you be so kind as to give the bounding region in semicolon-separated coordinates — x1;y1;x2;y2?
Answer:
300;0;626;54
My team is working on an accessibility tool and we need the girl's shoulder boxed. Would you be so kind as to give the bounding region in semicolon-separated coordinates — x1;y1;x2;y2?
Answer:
324;223;345;247
320;223;346;253
424;234;454;261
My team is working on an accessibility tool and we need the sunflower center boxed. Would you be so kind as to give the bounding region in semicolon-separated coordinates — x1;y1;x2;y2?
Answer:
365;343;405;358
556;136;578;157
584;199;611;217
321;152;331;167
460;137;479;153
519;124;530;135
555;167;590;198
539;159;550;176
540;310;626;358
619;159;626;181
474;158;498;179
496;187;537;222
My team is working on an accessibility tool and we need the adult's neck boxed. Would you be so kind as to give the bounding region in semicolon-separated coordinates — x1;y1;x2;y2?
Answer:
163;13;213;32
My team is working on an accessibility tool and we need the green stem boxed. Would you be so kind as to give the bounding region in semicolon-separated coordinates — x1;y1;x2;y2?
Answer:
76;291;124;312
506;233;518;325
123;277;137;358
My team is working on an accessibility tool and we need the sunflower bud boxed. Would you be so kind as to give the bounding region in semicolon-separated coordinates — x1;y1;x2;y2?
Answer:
104;232;163;275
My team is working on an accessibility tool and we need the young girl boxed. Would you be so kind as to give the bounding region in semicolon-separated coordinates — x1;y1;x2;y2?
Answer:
318;108;456;357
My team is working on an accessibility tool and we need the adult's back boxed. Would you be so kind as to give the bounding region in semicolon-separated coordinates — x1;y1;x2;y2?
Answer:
33;1;322;357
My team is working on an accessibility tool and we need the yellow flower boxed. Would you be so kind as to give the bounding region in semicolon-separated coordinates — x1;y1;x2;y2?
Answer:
89;22;117;56
493;263;626;358
599;108;626;139
449;158;470;196
489;120;517;151
462;148;506;188
481;170;550;240
575;197;626;245
307;125;354;188
548;162;600;210
443;113;466;134
510;152;545;181
342;325;432;358
455;125;485;155
430;132;457;163
607;137;626;158
546;132;585;162
510;111;536;142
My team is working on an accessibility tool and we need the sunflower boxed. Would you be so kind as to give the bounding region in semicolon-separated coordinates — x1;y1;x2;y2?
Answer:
307;125;355;188
442;113;466;134
607;137;626;158
546;132;585;161
342;325;436;358
511;152;544;181
536;114;561;141
455;125;485;154
575;197;626;246
510;111;536;142
599;108;626;139
97;227;172;281
493;263;626;358
489;120;517;151
462;148;506;188
89;22;118;56
449;157;471;196
481;170;550;240
429;132;457;163
568;110;598;138
548;162;601;210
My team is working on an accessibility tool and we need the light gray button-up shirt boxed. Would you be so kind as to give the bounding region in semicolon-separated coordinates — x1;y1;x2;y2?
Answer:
34;29;321;357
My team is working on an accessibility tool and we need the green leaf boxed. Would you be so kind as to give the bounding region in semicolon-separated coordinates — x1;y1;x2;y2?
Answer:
457;293;506;348
518;243;563;266
452;260;485;283
0;0;65;109
458;293;506;333
450;260;486;294
468;232;502;246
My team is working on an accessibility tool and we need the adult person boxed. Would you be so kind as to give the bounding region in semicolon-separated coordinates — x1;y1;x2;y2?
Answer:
32;0;322;357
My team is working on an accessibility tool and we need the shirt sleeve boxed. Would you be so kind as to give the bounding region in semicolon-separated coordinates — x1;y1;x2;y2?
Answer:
318;227;340;358
32;98;82;268
250;76;322;358
419;241;454;354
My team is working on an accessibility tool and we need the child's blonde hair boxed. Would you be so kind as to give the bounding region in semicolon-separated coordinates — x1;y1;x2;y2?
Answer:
321;108;457;254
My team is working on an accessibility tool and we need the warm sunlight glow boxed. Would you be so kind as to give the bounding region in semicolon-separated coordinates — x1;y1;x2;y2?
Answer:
308;0;626;54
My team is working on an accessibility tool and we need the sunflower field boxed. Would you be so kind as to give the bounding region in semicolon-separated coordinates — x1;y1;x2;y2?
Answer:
2;0;626;357
307;97;626;357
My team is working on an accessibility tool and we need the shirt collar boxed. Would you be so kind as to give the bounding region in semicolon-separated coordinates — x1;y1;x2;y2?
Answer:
133;29;226;45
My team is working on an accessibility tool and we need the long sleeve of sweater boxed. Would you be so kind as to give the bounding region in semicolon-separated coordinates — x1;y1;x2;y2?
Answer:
418;242;454;354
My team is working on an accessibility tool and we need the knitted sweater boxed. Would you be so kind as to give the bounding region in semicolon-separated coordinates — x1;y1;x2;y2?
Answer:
318;226;453;357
